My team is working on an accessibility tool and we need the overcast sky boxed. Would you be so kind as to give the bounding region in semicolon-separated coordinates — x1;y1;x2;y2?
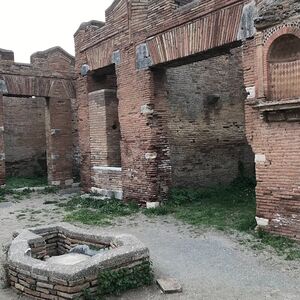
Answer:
0;0;114;63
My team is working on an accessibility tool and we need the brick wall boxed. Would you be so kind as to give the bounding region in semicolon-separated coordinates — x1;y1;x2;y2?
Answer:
0;47;78;186
241;1;300;239
3;97;47;177
88;89;122;194
166;47;254;187
75;0;299;242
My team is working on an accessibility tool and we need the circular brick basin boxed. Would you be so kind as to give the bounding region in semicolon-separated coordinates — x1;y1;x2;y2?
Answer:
7;223;149;299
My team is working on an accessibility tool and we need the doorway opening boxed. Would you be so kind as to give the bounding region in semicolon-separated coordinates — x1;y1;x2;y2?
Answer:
3;96;48;188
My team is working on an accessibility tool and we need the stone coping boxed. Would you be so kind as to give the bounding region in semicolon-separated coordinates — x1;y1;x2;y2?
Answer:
8;223;149;281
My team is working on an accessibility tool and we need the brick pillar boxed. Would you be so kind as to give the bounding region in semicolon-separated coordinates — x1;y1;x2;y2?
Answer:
0;94;5;185
89;89;121;167
88;89;122;198
45;98;73;186
76;75;91;191
116;46;171;204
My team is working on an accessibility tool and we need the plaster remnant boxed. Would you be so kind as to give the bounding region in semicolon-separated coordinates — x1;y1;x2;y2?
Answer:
145;152;157;160
136;43;152;70
141;104;154;115
255;154;266;163
0;80;8;94
246;86;256;99
80;64;90;76
238;1;257;40
256;216;269;227
112;50;121;65
146;202;160;209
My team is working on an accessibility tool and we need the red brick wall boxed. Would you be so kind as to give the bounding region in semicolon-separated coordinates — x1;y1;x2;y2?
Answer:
45;97;73;185
74;0;249;202
0;47;77;186
3;97;47;177
243;20;300;239
75;0;299;240
116;47;171;202
165;47;254;187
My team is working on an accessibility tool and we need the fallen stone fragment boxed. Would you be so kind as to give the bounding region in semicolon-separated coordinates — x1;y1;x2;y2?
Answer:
156;278;182;294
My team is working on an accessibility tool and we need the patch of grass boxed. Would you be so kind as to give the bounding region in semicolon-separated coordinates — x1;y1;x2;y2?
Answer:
144;177;257;232
144;206;172;217
144;177;300;260
62;196;139;225
6;176;47;189
39;186;59;194
253;230;300;260
12;188;33;201
91;261;153;299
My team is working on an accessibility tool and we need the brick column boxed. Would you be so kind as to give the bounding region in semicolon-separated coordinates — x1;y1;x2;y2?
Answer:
0;94;5;185
255;33;266;100
116;46;171;204
89;89;121;167
88;89;122;198
45;98;73;186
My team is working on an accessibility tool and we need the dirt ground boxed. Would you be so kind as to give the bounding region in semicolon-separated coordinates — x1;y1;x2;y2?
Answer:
0;192;299;300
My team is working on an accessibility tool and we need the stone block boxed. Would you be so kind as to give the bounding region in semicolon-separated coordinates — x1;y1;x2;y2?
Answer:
157;278;182;294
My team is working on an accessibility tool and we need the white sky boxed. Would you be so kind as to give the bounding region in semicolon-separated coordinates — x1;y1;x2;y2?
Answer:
0;0;114;63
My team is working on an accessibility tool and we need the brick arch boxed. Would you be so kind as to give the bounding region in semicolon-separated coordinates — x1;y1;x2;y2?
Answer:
262;27;300;100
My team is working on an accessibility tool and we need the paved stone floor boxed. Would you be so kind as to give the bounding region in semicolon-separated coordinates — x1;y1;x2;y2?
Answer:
0;193;299;300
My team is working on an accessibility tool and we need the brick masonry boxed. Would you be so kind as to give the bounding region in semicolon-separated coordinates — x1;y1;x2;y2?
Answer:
74;0;300;239
7;224;149;300
3;97;47;177
0;47;78;186
165;48;254;187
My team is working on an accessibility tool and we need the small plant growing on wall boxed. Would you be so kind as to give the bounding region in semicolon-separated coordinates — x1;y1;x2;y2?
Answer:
82;261;154;299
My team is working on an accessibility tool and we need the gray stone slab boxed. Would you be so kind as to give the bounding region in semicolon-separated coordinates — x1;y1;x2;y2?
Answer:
157;278;182;294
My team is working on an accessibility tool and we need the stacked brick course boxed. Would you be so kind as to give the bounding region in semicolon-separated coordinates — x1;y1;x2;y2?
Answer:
0;47;78;186
165;48;254;187
74;0;300;239
7;224;149;300
3;97;47;177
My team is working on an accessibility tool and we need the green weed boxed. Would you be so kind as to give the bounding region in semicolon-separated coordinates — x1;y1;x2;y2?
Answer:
6;176;47;189
62;196;139;225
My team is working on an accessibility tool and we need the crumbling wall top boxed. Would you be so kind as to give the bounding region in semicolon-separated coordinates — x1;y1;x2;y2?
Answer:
255;0;300;30
30;46;75;74
0;48;14;62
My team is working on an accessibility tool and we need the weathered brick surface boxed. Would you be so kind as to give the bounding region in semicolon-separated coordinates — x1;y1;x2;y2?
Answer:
8;224;150;300
74;0;300;239
243;4;300;239
0;47;78;185
3;97;47;177
165;48;254;187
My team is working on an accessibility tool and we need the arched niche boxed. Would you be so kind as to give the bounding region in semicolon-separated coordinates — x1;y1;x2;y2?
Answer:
267;34;300;101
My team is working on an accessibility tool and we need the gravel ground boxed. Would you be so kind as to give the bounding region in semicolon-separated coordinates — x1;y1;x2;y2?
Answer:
0;192;299;300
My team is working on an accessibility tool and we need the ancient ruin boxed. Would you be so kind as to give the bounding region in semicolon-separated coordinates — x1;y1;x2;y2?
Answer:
73;0;300;240
0;0;298;242
0;47;79;186
7;223;149;299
